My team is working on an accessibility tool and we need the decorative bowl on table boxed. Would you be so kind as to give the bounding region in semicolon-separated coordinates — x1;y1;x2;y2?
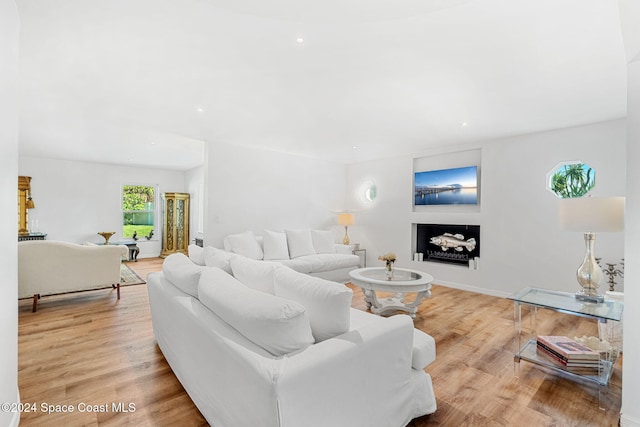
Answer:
98;231;116;245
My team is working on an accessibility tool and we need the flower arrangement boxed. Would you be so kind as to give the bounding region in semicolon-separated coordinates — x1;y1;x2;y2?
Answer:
378;252;397;271
378;252;396;262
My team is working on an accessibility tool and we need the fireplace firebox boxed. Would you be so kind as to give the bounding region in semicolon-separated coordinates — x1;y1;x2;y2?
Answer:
416;223;480;266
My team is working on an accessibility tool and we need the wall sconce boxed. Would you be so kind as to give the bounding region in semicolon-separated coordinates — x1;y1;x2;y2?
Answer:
337;213;355;245
26;191;35;209
358;180;377;203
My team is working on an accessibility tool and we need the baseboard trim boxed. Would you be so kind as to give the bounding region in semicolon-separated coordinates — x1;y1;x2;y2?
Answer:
8;387;20;427
621;413;640;427
433;280;512;299
8;410;19;427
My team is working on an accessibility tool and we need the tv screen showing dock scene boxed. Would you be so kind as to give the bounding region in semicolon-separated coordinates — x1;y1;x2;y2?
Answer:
414;166;478;205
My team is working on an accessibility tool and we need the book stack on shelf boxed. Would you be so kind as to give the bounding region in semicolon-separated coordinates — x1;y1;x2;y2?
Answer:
536;335;600;374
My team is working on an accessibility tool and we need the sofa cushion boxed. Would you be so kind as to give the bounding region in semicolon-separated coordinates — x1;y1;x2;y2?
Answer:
230;256;280;294
311;230;336;254
163;253;206;298
285;229;316;259
188;244;205;266
262;230;290;260
203;247;235;274
295;253;361;273
198;267;314;357
277;258;313;274
226;231;264;260
334;244;354;255
273;267;352;342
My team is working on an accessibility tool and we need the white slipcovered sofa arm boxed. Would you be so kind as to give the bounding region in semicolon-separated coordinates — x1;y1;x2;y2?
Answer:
275;314;416;427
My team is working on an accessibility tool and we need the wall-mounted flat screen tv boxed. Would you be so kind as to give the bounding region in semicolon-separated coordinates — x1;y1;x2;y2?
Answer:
414;165;478;206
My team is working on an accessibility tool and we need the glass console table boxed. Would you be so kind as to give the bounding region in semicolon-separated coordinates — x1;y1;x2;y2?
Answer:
508;287;623;408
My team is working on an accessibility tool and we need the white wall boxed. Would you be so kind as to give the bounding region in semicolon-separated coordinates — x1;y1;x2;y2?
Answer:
185;165;205;244
204;141;347;247
18;156;187;258
347;119;626;297
621;25;640;427
1;1;20;426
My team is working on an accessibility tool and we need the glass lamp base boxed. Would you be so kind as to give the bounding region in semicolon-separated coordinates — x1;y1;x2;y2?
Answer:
574;232;604;304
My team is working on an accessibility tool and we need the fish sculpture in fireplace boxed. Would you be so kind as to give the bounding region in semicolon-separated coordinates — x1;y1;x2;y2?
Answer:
430;233;476;252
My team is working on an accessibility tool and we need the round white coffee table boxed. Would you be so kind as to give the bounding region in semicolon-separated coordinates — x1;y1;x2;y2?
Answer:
349;267;433;318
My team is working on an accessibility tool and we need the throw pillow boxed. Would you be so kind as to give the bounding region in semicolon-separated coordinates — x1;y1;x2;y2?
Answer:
285;229;316;259
162;253;206;298
226;231;264;260
273;267;352;342
230;256;280;294
198;267;314;357
203;246;235;274
310;230;336;254
262;230;290;260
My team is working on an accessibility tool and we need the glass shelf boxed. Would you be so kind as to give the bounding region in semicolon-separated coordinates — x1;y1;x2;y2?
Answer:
508;287;623;322
516;339;615;387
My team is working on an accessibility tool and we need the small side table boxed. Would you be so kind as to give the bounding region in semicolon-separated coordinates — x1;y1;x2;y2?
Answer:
353;248;366;267
508;287;623;409
18;233;47;241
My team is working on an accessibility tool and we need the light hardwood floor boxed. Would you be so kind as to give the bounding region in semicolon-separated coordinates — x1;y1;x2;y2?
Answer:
18;258;622;426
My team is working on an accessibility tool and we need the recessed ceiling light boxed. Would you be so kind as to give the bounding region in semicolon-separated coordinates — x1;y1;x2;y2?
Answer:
196;107;204;112
352;146;357;150
296;37;304;44
150;141;157;146
461;122;468;127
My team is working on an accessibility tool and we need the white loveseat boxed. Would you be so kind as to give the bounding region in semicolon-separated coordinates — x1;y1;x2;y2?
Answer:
18;240;127;312
147;253;437;427
192;229;361;282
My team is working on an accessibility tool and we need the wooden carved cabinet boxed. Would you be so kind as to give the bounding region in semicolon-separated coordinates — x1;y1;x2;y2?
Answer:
161;192;190;258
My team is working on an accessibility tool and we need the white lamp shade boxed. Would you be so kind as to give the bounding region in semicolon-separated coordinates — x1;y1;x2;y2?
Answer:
559;197;625;232
337;213;355;226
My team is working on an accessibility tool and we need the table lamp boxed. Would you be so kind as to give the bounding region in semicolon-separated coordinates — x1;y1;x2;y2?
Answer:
558;196;624;303
337;213;355;245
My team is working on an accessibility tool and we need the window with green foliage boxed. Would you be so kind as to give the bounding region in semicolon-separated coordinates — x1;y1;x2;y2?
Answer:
548;162;595;198
122;185;156;239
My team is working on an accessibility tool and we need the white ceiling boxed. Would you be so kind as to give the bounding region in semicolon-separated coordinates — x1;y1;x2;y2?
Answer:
16;0;628;170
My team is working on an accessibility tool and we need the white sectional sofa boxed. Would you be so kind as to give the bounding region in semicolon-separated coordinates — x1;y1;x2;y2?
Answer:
191;229;362;282
147;253;437;427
